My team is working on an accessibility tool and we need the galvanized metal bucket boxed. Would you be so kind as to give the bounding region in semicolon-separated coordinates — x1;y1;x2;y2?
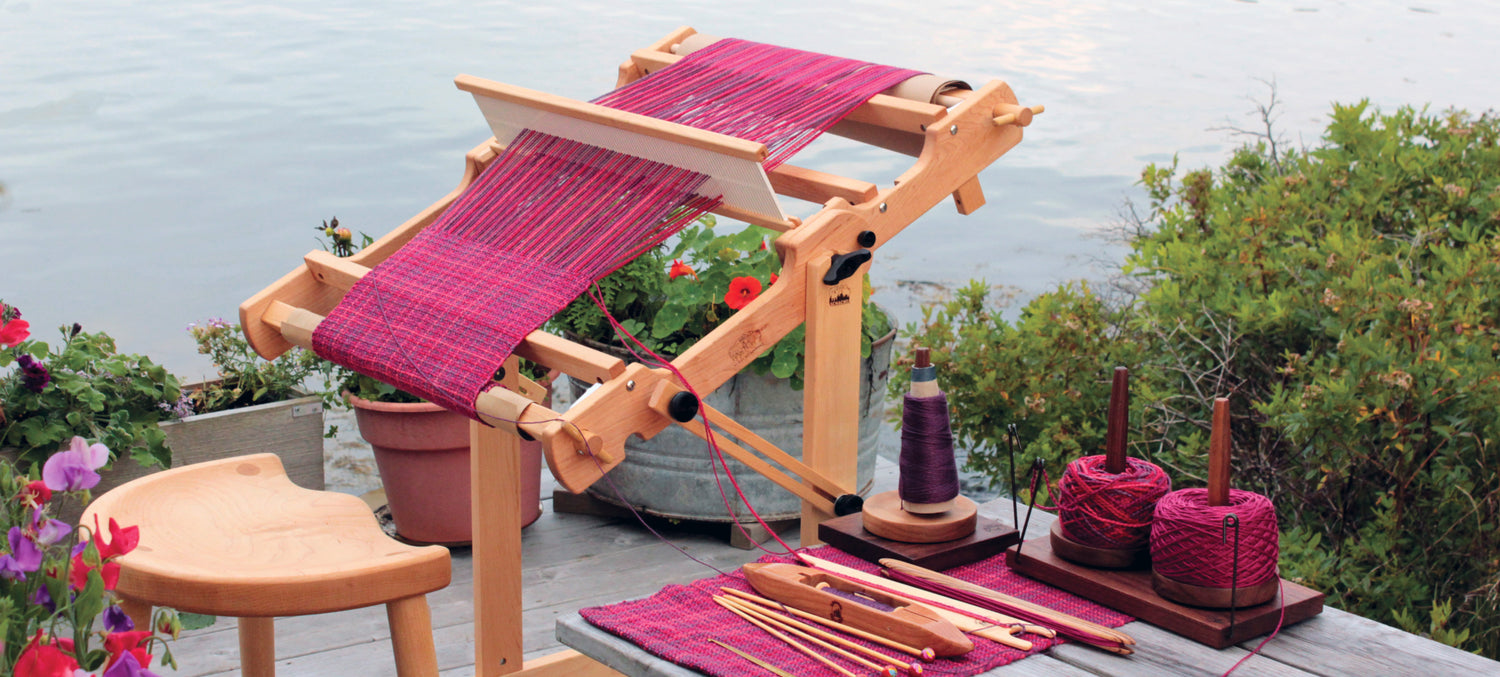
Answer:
572;328;895;522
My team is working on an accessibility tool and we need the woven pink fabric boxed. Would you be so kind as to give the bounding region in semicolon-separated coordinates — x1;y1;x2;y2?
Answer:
313;39;920;417
580;547;1133;677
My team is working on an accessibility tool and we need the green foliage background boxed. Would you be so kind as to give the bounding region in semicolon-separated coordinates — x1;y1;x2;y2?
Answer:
895;103;1500;655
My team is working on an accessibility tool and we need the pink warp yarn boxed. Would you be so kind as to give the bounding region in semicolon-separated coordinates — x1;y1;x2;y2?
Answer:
311;39;920;417
1150;488;1279;589
1057;455;1171;549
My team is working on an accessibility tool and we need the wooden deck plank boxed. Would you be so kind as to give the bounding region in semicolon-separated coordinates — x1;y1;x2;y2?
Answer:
1045;622;1316;677
1237;605;1500;676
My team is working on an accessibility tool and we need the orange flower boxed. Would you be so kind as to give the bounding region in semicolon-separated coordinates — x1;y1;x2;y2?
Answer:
668;259;696;280
724;276;763;310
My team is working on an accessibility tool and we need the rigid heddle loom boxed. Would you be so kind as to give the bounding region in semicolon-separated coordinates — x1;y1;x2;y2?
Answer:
241;26;1039;676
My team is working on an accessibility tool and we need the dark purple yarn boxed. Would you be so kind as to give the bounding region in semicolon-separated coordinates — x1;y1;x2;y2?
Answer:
899;392;961;505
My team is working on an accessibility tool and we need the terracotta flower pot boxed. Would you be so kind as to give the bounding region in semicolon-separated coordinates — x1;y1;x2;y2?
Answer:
349;395;542;544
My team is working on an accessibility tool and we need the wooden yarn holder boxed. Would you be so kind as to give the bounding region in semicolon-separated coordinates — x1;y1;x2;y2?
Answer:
1151;397;1278;609
239;25;1041;677
1051;367;1150;569
860;491;978;543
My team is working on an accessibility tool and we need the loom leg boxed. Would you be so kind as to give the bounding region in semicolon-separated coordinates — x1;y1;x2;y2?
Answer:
472;415;524;676
800;252;868;544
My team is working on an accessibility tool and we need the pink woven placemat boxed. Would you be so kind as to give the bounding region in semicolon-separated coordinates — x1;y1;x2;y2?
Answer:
581;547;1132;676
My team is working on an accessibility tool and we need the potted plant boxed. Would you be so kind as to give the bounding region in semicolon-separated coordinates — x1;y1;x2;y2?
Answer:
548;216;897;523
0;302;181;505
314;219;545;544
161;318;328;491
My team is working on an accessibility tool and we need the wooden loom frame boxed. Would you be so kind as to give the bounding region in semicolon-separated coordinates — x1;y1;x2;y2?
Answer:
239;26;1038;677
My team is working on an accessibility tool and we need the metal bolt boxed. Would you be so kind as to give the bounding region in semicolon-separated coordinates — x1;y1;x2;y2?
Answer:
878;202;888;213
626;380;636;391
949;124;959;135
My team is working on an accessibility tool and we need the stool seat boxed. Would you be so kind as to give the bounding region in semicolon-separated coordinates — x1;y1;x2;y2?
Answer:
83;453;451;617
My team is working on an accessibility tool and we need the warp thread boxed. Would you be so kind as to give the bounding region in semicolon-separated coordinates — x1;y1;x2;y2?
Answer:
898;393;961;506
312;38;921;417
1056;455;1171;550
1150;488;1279;589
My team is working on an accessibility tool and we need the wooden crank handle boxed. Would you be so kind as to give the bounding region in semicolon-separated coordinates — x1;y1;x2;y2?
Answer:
473;387;611;464
992;104;1045;127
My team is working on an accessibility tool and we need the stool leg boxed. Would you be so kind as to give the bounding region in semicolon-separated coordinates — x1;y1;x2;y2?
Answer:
118;597;153;633
387;595;438;677
238;616;276;677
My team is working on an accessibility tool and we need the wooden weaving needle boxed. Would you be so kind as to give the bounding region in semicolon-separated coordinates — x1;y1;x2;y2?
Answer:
708;639;796;677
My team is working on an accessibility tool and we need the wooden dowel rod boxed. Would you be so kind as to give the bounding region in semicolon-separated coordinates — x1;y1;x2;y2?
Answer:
1106;366;1130;474
713;598;858;677
719;597;895;675
720;588;935;660
1208;397;1231;506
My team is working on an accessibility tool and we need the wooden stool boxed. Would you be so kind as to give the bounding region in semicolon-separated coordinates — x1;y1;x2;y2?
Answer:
83;453;452;677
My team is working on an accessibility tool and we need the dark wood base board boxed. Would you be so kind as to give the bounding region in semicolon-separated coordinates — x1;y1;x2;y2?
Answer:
1049;520;1150;570
819;512;1019;570
1005;536;1324;648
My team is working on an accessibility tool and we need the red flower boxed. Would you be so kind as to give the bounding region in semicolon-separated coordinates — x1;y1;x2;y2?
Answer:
96;517;140;559
768;273;779;285
0;303;29;348
667;259;695;280
18;481;51;508
104;630;154;670
724;276;763;310
14;631;79;677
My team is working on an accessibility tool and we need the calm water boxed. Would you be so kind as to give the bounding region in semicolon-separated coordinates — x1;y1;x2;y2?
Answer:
2;0;1497;380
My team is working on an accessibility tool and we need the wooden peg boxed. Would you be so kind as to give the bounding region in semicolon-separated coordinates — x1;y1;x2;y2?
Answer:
1106;366;1129;474
951;176;985;215
992;104;1045;127
1208;397;1231;506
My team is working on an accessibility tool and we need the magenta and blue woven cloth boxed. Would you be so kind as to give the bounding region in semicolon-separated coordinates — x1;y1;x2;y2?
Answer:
581;547;1132;676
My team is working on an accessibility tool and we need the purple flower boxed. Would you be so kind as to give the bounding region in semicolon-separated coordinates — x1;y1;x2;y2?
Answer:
103;651;160;677
42;436;109;492
30;584;53;612
31;508;71;545
16;354;51;393
104;604;135;633
0;526;42;580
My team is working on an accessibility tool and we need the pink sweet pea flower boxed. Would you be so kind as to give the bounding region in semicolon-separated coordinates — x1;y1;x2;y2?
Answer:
42;437;109;492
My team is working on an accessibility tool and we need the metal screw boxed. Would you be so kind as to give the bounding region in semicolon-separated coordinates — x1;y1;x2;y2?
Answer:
949;124;959;135
878;202;888;213
626;380;636;391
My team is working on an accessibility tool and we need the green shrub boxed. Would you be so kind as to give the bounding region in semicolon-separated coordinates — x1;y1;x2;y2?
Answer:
897;102;1500;656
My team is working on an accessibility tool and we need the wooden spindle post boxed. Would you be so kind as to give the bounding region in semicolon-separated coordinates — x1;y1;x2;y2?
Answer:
1207;397;1231;506
1105;366;1130;474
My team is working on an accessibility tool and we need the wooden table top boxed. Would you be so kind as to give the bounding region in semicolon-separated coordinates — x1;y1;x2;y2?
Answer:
557;500;1500;677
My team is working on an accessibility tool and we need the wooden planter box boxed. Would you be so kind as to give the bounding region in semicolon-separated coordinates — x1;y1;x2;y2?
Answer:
4;394;327;526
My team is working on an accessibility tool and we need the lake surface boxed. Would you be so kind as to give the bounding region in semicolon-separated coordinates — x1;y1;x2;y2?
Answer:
2;0;1497;380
